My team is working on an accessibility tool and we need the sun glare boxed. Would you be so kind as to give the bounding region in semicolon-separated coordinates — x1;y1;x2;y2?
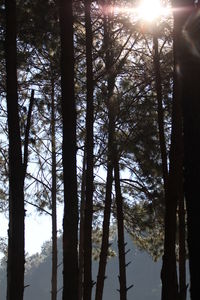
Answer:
137;0;165;21
114;0;171;23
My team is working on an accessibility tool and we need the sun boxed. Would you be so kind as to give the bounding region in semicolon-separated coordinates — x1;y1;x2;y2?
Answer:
136;0;171;22
113;0;171;23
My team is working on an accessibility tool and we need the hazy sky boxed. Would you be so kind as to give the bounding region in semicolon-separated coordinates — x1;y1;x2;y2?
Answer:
0;204;63;259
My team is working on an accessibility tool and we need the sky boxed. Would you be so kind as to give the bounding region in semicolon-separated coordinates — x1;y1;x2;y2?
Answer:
0;204;63;259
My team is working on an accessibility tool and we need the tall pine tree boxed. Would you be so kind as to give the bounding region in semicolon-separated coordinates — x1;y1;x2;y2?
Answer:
59;0;79;299
5;0;25;299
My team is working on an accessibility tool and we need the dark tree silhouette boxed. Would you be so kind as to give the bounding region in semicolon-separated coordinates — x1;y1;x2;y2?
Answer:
174;0;200;298
50;79;58;300
83;0;94;299
95;3;115;298
152;31;168;189
114;156;128;300
59;0;79;299
5;0;25;299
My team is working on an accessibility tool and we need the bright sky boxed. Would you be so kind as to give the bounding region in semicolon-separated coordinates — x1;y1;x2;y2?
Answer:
0;204;63;259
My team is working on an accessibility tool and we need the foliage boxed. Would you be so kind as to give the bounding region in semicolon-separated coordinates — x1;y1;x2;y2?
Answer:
0;0;181;297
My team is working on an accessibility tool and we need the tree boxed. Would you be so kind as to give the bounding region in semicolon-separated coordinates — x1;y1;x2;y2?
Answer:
95;2;131;298
83;1;94;299
174;0;200;298
5;0;25;298
58;0;79;299
95;3;115;299
50;78;58;300
152;11;182;300
2;1;197;299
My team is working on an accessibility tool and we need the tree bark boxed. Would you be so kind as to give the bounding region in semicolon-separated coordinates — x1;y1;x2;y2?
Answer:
153;28;182;300
95;3;115;298
95;78;114;300
78;152;86;300
95;163;113;300
178;192;186;300
161;33;182;300
152;32;168;190
83;0;94;299
5;0;25;299
99;2;127;298
114;156;127;300
59;0;79;299
160;2;195;299
174;1;200;298
23;89;34;180
51;79;58;300
171;1;197;299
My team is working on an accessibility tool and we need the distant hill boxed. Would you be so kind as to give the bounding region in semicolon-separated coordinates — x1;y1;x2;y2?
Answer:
0;233;189;299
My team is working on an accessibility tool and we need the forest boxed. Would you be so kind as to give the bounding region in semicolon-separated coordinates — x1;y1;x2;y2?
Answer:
0;0;200;299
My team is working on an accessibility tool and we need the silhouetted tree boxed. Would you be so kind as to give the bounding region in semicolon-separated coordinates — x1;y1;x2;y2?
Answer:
59;0;79;299
95;2;115;298
83;1;94;300
50;78;58;300
5;0;25;299
174;0;200;298
160;1;190;298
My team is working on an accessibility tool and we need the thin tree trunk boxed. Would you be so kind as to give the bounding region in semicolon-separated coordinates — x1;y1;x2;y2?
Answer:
23;90;34;180
51;79;58;300
178;193;186;300
83;0;94;299
152;32;168;189
95;163;113;300
114;156;127;300
95;1;127;298
78;152;86;300
95;3;115;298
5;0;25;299
59;0;79;299
95;99;114;300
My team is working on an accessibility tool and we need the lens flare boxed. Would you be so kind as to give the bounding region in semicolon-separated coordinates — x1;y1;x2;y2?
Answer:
137;0;171;22
113;0;171;22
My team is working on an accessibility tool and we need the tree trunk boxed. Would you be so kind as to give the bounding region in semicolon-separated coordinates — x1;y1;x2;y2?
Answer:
152;32;168;189
5;0;25;299
95;163;113;300
83;0;94;299
59;0;79;299
178;193;186;300
174;1;200;298
23;90;34;180
78;152;86;300
51;79;58;300
153;29;181;300
95;86;114;300
160;2;194;299
161;34;182;300
114;155;127;300
95;4;115;298
182;57;200;299
171;1;197;299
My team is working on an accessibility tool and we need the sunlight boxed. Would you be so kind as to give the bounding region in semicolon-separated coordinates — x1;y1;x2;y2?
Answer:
114;0;171;23
137;0;170;22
